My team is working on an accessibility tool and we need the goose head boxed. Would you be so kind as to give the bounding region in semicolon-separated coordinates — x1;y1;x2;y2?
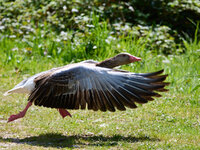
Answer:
112;53;141;66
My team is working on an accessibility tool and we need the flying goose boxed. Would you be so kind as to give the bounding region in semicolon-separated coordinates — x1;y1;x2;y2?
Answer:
4;53;168;123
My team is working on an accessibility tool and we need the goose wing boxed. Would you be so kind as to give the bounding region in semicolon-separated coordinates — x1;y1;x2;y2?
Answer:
28;64;167;112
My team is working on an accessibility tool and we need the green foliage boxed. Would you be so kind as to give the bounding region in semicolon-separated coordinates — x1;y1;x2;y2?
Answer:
0;15;200;150
0;32;200;149
0;1;200;149
1;0;200;54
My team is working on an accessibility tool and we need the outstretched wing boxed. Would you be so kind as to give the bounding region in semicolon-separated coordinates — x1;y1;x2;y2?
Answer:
28;64;168;112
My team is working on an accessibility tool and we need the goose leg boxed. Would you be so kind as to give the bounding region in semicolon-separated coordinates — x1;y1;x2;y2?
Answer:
58;109;72;118
7;101;32;123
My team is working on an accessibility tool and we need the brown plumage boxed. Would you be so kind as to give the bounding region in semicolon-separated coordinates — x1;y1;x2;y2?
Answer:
96;53;141;68
4;53;169;122
29;62;168;111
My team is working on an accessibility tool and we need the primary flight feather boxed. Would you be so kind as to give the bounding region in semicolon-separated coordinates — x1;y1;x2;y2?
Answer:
4;53;168;122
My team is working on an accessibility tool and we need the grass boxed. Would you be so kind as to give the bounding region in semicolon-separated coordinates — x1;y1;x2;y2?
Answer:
0;24;200;149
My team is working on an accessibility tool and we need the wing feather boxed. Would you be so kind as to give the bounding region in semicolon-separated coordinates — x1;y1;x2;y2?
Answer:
28;63;168;111
105;79;137;108
89;89;98;111
94;77;116;112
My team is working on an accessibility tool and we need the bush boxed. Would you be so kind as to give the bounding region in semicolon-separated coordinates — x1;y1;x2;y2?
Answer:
0;0;199;54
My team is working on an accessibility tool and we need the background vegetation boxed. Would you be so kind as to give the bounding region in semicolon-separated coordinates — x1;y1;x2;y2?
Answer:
0;0;200;149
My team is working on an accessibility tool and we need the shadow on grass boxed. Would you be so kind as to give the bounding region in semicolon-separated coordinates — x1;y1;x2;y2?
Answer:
0;133;160;148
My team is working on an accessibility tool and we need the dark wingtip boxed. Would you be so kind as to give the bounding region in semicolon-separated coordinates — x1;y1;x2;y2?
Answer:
154;93;162;97
138;69;165;77
163;82;170;86
156;88;169;92
151;75;168;83
156;69;164;75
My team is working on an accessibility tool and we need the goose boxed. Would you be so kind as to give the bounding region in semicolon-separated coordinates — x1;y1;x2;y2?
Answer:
4;53;168;123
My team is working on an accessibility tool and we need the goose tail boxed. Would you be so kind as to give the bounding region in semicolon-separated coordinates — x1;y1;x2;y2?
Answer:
3;87;26;96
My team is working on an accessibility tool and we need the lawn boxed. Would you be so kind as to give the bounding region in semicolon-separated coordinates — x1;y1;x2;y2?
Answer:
0;28;200;149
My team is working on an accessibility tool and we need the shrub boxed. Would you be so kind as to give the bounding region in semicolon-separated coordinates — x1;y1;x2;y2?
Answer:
0;0;199;54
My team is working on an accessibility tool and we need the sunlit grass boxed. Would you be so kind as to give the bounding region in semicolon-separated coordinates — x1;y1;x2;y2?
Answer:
0;25;200;149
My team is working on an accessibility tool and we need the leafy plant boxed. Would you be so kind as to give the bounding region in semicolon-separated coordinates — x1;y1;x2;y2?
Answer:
1;0;200;54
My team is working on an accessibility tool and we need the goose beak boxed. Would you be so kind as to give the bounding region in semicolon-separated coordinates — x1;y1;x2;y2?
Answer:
129;56;141;62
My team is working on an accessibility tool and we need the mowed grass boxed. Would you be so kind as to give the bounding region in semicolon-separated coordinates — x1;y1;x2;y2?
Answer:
0;30;200;149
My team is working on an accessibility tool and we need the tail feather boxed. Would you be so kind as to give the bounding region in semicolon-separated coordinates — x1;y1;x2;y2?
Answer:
3;91;10;96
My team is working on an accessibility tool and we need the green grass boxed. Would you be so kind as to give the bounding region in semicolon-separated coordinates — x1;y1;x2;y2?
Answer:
0;26;200;149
